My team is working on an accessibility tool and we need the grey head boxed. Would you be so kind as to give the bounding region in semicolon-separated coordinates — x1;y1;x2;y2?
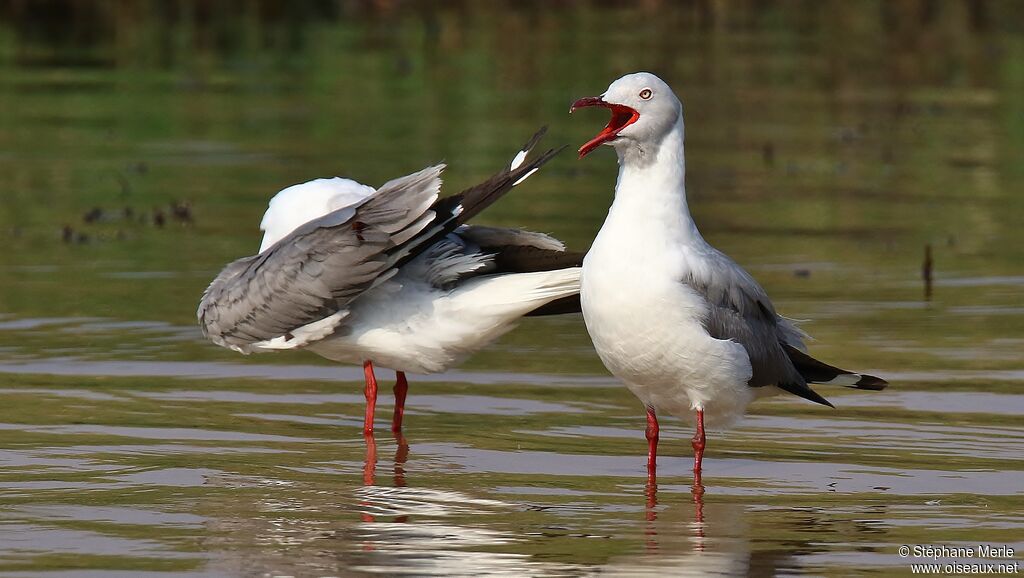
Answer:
570;71;683;159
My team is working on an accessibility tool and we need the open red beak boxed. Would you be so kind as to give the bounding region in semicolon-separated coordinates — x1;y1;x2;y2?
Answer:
570;96;640;158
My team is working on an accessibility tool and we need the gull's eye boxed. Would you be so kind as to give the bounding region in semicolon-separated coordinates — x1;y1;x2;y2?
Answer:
639;88;653;100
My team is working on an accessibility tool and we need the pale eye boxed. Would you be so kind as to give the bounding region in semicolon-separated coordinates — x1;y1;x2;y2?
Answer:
639;88;653;100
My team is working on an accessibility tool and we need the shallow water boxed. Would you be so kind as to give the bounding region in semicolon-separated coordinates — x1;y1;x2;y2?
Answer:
1;2;1023;576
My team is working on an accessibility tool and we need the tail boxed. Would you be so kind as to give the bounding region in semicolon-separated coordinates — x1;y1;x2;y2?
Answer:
784;344;888;391
455;267;582;319
488;246;584;317
525;294;581;316
390;126;565;271
424;267;581;370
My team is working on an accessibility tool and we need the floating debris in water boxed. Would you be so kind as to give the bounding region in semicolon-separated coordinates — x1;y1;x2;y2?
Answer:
923;243;933;301
762;142;775;167
126;160;148;174
59;224;88;244
170;200;193;224
58;199;195;245
82;207;103;223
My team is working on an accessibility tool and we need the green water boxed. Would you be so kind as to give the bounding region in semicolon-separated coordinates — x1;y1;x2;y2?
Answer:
1;2;1022;576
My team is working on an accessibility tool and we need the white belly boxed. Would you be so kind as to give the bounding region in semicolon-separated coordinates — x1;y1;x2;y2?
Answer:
581;244;756;427
309;267;581;374
309;278;502;374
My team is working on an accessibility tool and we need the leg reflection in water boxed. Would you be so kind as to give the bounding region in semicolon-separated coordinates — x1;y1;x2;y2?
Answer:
644;476;659;552
363;432;377;487
614;483;792;576
692;481;706;552
361;432;411;523
643;473;707;554
361;432;378;524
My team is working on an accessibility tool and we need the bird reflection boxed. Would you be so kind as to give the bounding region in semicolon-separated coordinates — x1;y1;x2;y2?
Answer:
362;432;377;487
351;435;564;575
645;477;706;552
360;431;410;523
626;481;805;577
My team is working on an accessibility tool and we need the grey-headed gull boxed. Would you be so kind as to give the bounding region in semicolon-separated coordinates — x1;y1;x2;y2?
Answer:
570;73;887;483
198;128;583;434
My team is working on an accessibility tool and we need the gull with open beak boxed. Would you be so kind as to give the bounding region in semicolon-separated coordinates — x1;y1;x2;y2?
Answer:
570;72;887;484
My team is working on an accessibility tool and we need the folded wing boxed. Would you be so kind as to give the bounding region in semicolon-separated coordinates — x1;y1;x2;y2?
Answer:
690;248;886;408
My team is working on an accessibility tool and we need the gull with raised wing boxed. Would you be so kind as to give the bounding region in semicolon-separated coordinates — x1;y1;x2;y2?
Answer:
570;73;887;483
198;128;583;434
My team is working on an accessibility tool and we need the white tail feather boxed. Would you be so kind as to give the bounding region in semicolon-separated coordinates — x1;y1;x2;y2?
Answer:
452;267;581;315
251;310;349;352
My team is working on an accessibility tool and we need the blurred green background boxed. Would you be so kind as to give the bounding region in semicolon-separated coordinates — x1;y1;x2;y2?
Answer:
0;2;1022;576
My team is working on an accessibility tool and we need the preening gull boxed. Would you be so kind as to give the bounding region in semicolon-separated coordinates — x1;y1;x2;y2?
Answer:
198;128;583;434
570;73;887;484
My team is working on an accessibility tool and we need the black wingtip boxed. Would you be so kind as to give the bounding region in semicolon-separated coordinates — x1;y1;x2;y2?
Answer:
852;374;888;391
784;343;889;393
777;381;835;408
520;126;549;154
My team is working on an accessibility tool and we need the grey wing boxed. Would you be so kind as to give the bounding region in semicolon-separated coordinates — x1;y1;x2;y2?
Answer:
197;165;444;353
691;250;834;406
689;250;806;389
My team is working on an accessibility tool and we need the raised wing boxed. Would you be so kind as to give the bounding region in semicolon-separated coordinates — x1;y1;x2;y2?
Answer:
198;165;443;353
199;126;565;355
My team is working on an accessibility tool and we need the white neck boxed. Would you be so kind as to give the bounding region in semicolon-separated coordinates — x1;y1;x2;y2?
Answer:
608;118;704;245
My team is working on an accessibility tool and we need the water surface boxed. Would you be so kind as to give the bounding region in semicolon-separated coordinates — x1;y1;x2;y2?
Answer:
1;2;1022;576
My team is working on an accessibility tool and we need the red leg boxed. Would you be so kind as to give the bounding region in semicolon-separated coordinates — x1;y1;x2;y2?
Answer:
363;360;378;435
691;409;706;485
391;371;409;433
645;407;659;483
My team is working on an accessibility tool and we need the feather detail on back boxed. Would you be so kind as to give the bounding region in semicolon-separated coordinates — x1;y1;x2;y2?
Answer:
400;234;493;289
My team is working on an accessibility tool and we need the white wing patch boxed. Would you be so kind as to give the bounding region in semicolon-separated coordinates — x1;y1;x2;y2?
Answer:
511;167;539;187
251;310;350;352
509;149;529;171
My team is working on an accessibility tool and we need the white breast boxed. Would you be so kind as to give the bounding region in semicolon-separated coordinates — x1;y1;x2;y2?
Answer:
580;202;755;426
